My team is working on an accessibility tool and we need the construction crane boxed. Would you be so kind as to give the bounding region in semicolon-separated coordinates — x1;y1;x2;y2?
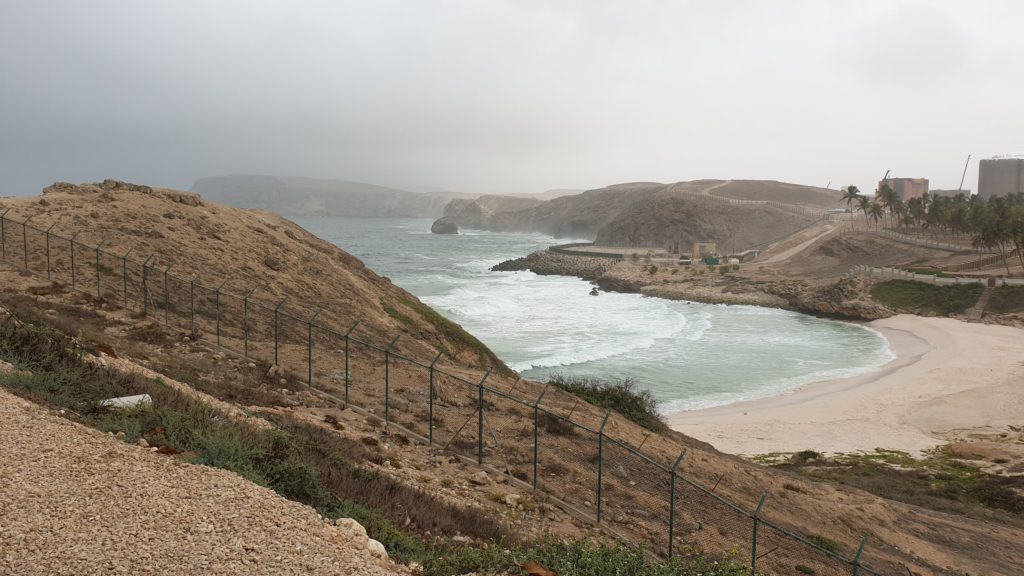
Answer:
958;154;971;192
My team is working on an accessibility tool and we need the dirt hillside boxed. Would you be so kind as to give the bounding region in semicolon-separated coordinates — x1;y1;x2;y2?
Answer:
0;180;502;372
0;385;406;575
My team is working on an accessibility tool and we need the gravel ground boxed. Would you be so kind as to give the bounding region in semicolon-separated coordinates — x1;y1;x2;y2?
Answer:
0;387;409;576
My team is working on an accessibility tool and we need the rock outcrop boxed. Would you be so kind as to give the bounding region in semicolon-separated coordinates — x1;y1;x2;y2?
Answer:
430;217;458;234
761;276;893;320
432;194;543;232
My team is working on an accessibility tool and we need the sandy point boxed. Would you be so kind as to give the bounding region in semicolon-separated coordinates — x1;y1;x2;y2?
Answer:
668;314;1024;456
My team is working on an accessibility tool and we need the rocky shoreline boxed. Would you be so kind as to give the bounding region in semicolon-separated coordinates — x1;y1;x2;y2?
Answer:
492;250;892;320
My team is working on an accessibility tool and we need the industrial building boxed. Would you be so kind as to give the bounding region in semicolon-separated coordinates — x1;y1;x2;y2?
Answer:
878;177;929;202
978;157;1024;199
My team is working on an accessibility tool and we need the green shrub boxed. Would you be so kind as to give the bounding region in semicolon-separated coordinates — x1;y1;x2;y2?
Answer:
423;539;748;576
986;286;1024;314
793;450;822;463
548;375;666;432
870;280;982;316
808;535;842;555
902;267;956;278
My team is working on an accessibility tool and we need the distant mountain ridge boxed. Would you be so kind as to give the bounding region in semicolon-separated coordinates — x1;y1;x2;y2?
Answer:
190;175;579;218
190;175;473;218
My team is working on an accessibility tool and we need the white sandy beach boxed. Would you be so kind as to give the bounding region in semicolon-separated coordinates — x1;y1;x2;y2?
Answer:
669;314;1024;456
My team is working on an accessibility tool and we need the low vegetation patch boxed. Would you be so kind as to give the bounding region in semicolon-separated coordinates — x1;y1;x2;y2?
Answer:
0;314;508;563
422;539;748;576
986;286;1024;314
902;267;957;278
548;375;667;432
870;280;982;316
773;448;1024;525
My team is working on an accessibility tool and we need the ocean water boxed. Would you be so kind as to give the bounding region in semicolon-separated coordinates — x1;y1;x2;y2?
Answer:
295;216;893;413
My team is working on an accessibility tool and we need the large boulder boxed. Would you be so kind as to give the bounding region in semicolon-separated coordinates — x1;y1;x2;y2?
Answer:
431;216;459;234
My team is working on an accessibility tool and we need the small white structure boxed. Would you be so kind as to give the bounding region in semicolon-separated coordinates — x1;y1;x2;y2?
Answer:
98;394;153;410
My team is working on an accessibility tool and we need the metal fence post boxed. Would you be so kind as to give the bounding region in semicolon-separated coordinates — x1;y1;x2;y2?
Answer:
427;351;443;445
0;208;9;259
596;412;611;522
21;215;34;270
45;223;56;279
668;449;687;559
342;321;359;403
476;368;493;465
851;537;867;576
163;264;174;325
533;385;549;488
751;492;768;574
273;298;287;366
121;249;134;309
383;336;401;422
242;287;256;358
141;255;153;314
214;279;227;346
69;232;81;290
94;239;109;300
306;308;322;388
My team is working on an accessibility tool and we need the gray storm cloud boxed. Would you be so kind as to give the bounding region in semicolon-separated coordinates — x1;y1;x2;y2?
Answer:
1;0;1022;196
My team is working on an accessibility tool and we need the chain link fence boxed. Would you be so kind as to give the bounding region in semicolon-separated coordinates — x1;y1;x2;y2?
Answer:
0;213;898;575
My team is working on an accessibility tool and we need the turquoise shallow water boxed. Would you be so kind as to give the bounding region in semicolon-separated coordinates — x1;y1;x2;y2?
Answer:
294;216;893;412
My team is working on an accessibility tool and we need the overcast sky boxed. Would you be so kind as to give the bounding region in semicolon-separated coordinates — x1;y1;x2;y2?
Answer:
1;1;1021;197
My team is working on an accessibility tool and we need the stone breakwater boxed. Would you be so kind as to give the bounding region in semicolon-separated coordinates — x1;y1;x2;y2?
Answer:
492;250;893;321
491;250;617;280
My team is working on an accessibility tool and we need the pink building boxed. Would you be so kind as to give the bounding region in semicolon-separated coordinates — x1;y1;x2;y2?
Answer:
878;178;929;202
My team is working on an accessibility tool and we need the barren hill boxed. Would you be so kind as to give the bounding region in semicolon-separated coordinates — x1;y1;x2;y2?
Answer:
191;174;472;218
706;179;842;207
0;179;503;370
434;180;843;249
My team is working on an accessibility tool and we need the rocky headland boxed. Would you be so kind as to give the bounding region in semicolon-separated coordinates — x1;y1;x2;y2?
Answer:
492;250;892;320
437;179;842;247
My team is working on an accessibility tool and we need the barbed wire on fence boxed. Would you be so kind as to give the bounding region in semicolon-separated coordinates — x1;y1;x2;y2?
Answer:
0;211;895;575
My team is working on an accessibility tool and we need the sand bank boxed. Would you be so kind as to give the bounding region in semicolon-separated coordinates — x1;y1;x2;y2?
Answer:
668;315;1024;456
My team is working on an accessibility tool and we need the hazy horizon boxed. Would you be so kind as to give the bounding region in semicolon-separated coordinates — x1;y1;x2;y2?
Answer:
2;1;1022;197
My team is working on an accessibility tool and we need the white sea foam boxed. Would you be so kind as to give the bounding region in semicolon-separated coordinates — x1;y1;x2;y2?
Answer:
296;216;895;412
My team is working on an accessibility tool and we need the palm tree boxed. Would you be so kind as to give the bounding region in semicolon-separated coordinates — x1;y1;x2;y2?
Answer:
868;203;884;229
907;197;926;233
840;186;861;228
877;184;898;229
